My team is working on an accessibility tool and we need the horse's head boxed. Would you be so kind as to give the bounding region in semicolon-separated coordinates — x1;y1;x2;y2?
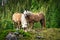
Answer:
23;10;32;17
23;10;27;17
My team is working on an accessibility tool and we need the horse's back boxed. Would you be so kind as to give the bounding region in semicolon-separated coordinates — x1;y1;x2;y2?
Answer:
31;13;45;21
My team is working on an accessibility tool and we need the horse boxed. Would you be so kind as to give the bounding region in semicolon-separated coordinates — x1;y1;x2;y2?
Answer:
12;12;27;31
23;10;45;30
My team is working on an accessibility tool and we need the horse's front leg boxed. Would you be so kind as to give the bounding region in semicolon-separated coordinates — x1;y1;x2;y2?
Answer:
29;22;34;29
28;22;35;32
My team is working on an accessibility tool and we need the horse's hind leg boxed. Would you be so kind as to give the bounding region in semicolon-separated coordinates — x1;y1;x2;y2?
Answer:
13;22;17;29
40;19;45;28
16;22;21;30
18;22;21;29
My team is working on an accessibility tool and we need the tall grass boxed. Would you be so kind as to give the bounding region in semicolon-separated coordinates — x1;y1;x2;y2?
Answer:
0;0;60;30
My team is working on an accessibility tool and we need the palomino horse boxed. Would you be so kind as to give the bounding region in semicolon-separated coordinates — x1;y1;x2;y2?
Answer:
24;10;45;29
12;12;27;31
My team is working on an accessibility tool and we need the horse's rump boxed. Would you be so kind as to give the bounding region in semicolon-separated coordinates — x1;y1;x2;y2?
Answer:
12;12;22;23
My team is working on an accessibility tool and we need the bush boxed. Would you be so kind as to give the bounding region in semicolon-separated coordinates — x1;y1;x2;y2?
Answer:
0;30;8;40
19;29;32;37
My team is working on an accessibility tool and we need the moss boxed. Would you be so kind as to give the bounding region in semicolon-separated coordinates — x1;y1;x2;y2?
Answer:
0;28;60;40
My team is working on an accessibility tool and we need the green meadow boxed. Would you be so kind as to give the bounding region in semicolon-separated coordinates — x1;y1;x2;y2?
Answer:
0;0;60;40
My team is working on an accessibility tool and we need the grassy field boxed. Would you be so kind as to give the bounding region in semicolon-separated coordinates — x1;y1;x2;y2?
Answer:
21;28;60;40
0;0;60;40
0;28;60;40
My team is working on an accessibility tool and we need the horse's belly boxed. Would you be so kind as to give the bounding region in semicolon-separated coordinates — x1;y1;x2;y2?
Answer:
34;17;40;21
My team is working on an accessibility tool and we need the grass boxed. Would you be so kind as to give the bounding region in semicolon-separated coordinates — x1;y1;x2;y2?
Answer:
17;28;60;40
0;28;60;40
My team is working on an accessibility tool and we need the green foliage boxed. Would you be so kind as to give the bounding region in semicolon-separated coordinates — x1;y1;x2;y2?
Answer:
0;29;32;40
0;29;16;40
0;1;60;40
0;30;9;40
0;0;60;30
0;28;60;40
18;29;32;37
0;0;60;28
0;19;13;29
